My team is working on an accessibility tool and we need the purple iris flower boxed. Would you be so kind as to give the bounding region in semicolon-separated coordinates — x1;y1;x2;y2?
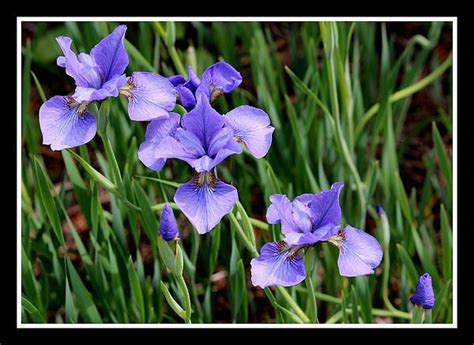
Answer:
137;92;274;234
168;61;242;110
251;183;383;288
410;273;435;309
266;182;344;246
159;203;180;241
196;61;242;101
55;25;129;103
39;25;176;151
141;94;243;173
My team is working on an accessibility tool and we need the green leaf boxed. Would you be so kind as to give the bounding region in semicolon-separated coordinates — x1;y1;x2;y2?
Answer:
394;171;414;225
174;242;184;277
97;98;111;135
157;236;176;273
127;257;146;322
22;297;46;323
432;122;452;208
440;205;452;280
396;244;420;286
160;281;187;321
67;149;118;193
355;276;373;323
125;39;155;72
31;71;46;102
108;242;128;323
62;150;91;223
265;160;282;194
235;201;256;248
351;285;359;323
100;131;123;191
21;245;44;318
166;22;176;47
32;157;64;244
433;279;451;322
65;279;78;323
134;181;159;232
66;260;102;323
136;175;180;188
208;225;221;275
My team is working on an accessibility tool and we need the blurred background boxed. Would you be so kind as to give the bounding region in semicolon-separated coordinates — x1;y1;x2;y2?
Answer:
21;21;453;323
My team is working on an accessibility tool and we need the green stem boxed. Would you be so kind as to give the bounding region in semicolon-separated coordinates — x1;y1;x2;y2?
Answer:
294;286;342;304
228;212;258;257
249;217;269;230
326;307;412;324
152;202;180;212
424;309;432;324
356;53;452;137
275;287;311;324
412;306;424;324
263;289;305;324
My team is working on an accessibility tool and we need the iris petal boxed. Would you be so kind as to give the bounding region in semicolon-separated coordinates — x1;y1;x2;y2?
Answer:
39;96;96;151
336;226;383;277
224;105;275;158
137;113;180;171
250;242;306;288
126;72;177;121
174;177;237;234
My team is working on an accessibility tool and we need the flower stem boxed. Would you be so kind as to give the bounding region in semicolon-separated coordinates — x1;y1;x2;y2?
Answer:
275;286;311;323
326;307;412;324
249;217;269;230
228;212;258;257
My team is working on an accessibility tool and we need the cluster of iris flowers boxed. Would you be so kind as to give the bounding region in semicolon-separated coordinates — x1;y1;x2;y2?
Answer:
37;24;436;305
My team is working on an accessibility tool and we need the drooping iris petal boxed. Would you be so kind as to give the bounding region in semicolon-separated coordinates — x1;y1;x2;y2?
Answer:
335;226;383;277
159;203;180;241
56;36;102;88
90;24;129;81
250;242;306;288
73;74;127;102
224;105;275;158
39;96;96;151
137;113;180;171
410;273;435;309
125;72;177;121
174;176;238;234
196;61;242;100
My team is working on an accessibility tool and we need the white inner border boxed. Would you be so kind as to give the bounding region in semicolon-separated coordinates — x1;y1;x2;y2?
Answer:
17;16;457;329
